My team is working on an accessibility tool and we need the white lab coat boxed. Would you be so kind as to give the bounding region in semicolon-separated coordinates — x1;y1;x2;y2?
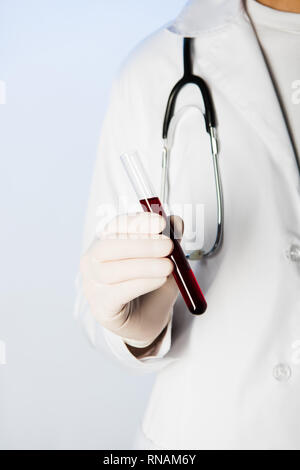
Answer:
75;0;300;450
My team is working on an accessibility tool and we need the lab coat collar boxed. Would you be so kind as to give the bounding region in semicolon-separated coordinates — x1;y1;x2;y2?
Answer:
168;0;300;189
167;0;244;37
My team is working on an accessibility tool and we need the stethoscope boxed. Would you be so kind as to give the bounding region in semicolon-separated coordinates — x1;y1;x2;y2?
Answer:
160;37;224;260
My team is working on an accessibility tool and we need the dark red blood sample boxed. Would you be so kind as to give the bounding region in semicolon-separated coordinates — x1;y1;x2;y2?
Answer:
140;197;207;315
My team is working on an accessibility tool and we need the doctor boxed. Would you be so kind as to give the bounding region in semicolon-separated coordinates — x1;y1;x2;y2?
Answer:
77;0;300;450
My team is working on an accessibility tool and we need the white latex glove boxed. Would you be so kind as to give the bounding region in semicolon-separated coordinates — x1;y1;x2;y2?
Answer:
80;211;183;352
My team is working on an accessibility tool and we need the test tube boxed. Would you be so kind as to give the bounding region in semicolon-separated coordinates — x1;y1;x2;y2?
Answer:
121;151;207;315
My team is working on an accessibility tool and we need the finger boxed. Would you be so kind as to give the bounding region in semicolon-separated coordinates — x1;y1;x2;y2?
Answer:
105;277;169;314
102;212;166;237
92;257;174;284
85;276;169;322
88;236;174;262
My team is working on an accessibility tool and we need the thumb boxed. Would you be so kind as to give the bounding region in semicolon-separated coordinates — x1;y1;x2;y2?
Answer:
169;215;184;243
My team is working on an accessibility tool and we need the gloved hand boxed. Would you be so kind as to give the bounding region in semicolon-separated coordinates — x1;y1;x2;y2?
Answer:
80;211;184;353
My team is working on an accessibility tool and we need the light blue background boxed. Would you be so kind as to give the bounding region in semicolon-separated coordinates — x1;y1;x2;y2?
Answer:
0;0;186;449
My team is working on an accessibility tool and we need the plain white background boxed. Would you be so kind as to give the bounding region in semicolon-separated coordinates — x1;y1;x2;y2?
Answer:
0;0;186;450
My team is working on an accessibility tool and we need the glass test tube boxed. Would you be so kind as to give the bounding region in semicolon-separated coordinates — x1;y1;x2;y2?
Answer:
120;151;207;315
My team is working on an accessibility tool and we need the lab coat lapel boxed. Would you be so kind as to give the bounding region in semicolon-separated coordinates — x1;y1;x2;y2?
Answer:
194;8;300;190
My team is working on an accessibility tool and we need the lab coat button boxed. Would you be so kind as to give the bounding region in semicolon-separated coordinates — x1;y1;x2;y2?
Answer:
273;363;292;382
286;244;300;262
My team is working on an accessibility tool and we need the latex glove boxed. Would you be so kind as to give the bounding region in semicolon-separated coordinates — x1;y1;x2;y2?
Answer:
80;211;183;350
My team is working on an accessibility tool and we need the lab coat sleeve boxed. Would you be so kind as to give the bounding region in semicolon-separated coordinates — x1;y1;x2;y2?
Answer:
73;57;178;373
